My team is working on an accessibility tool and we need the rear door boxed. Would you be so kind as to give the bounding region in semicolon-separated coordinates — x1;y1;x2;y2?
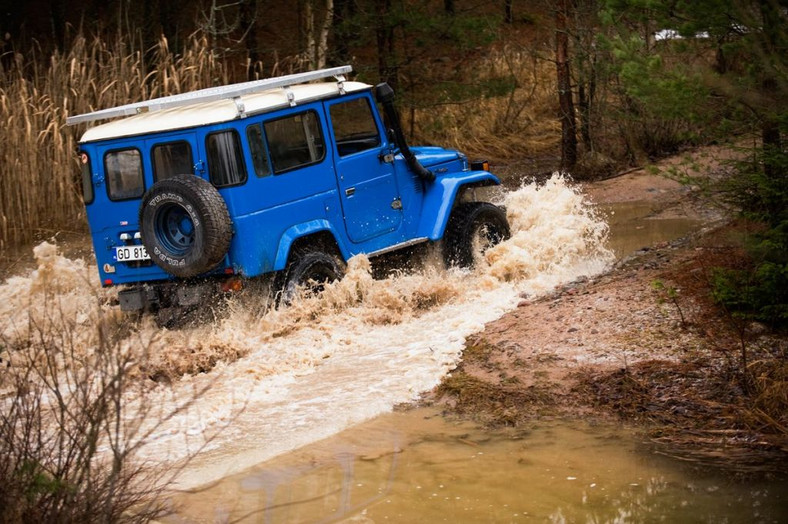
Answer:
325;95;402;244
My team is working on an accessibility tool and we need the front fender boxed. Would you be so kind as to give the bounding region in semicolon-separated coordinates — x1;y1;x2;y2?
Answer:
274;220;349;270
417;171;501;240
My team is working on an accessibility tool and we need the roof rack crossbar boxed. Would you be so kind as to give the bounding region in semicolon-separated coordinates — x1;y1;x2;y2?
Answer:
66;65;353;126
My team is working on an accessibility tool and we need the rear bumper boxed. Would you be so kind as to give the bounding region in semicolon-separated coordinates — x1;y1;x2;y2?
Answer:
117;280;221;312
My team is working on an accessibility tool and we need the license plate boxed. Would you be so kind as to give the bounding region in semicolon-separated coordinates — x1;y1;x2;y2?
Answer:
115;245;150;262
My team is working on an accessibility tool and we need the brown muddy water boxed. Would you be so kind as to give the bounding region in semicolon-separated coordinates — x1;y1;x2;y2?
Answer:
602;201;705;259
161;408;788;523
3;175;784;522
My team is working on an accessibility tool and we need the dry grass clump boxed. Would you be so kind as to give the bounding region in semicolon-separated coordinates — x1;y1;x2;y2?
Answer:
413;45;560;160
746;356;788;435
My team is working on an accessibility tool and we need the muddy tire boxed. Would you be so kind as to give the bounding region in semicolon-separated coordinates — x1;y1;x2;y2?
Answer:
443;202;511;268
280;249;345;304
139;174;232;278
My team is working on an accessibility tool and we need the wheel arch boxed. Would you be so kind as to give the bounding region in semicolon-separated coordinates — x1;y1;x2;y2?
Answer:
273;220;347;271
417;173;501;240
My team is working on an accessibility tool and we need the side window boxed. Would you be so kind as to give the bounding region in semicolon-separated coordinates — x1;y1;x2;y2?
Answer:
152;141;194;181
330;98;381;157
246;124;272;177
206;130;247;187
79;152;94;204
105;149;144;201
264;111;325;174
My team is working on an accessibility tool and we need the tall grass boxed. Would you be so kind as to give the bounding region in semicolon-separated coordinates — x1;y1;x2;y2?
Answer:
0;34;233;252
409;45;560;161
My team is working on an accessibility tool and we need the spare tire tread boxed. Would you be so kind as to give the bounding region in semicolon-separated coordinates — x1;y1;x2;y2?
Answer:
139;174;232;278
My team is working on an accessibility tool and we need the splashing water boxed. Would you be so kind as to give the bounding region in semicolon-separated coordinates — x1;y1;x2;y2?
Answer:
0;241;114;355
0;174;613;487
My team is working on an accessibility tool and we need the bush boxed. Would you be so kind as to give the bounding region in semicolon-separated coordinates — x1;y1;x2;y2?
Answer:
712;148;788;328
0;305;188;522
712;262;788;326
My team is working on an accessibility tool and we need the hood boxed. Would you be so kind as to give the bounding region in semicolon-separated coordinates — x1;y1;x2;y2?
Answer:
410;146;464;169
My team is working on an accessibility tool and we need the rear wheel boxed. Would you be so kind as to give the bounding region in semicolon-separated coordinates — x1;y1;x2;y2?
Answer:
280;249;345;304
443;202;511;268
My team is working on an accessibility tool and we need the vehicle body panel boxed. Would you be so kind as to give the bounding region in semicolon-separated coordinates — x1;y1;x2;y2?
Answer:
76;77;502;298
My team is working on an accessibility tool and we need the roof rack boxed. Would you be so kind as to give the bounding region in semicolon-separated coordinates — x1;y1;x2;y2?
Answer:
66;65;352;126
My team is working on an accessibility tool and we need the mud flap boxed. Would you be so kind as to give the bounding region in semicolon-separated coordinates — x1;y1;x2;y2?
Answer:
118;286;159;312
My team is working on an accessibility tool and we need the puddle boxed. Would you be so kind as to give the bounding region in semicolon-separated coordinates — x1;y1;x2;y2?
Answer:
162;408;788;523
602;201;704;259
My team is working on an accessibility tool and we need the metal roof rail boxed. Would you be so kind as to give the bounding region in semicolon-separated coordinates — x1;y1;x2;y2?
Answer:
66;65;352;126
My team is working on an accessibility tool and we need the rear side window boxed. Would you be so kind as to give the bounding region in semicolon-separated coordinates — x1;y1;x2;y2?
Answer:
330;98;381;157
80;152;94;204
246;124;272;177
206;130;247;187
152;141;194;181
264;111;324;173
105;149;144;201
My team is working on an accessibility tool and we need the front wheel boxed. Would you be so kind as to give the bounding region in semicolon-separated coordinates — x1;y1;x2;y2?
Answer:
280;250;345;304
443;202;511;268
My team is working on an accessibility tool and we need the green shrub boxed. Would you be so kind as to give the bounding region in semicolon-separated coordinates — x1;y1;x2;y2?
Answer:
712;148;788;328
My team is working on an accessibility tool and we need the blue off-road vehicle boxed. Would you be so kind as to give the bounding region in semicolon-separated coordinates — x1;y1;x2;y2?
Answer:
68;66;510;313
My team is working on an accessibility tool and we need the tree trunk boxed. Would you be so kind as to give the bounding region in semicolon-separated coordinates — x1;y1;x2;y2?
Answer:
304;0;315;66
316;0;334;69
241;0;260;79
505;0;513;24
758;0;783;178
302;0;333;69
578;82;592;151
376;0;398;91
556;0;577;170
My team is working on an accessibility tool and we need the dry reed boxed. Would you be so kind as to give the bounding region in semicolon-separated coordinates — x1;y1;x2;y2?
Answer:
411;45;560;161
0;34;233;253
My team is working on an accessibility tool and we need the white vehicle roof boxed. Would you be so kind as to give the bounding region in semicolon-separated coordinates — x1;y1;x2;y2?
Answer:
78;81;370;143
69;65;370;143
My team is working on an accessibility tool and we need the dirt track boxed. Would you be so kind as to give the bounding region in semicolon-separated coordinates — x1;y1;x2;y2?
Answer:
428;147;788;474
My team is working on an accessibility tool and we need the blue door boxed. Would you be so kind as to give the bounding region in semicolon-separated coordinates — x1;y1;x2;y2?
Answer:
326;95;402;244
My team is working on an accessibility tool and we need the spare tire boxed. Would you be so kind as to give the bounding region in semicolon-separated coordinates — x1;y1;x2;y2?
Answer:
139;174;232;278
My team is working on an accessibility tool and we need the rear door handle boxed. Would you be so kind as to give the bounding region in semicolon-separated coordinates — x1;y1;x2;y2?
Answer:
345;187;356;196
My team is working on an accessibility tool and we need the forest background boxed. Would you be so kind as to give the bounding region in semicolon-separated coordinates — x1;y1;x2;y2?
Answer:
0;0;785;324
